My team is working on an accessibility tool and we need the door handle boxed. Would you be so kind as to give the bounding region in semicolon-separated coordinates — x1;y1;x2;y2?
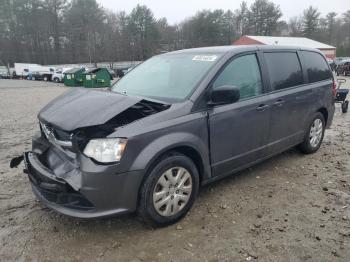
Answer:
273;99;284;107
256;104;269;111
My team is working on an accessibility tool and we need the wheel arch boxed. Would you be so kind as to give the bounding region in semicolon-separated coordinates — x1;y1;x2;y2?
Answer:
317;107;328;125
135;143;209;209
130;130;211;179
142;144;208;185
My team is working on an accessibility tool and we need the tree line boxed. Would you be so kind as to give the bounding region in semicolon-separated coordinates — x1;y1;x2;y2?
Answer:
0;0;349;67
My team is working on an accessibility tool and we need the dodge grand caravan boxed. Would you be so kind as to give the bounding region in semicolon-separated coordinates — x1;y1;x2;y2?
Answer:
14;45;335;226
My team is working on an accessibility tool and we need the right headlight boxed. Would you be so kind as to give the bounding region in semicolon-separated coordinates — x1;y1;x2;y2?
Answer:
83;138;127;163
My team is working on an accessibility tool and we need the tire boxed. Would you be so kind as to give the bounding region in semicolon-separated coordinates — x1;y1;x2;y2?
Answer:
138;152;199;227
298;112;325;154
53;77;60;83
43;76;48;81
342;101;349;113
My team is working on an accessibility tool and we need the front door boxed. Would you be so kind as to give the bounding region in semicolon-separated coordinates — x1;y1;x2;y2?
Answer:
208;53;272;177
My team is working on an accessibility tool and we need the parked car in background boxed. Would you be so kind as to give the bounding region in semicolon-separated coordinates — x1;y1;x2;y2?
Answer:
0;69;11;79
328;59;336;71
27;71;44;81
336;61;350;76
115;68;129;78
40;67;55;81
108;69;116;79
16;45;335;226
52;68;72;83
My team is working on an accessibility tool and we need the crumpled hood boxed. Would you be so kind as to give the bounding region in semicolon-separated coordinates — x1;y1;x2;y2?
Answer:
38;88;141;131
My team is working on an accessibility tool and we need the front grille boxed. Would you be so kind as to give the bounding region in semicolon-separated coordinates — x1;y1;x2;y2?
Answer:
54;128;71;141
40;122;72;147
41;123;71;140
43;123;54;134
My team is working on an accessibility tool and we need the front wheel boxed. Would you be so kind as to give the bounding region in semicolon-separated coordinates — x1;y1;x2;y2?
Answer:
298;112;325;154
138;152;199;227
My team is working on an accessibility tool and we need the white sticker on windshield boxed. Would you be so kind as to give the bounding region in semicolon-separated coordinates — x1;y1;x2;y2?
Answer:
192;55;218;62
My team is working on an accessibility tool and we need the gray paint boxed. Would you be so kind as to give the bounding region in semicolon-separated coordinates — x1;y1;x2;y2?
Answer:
23;45;335;218
39;88;141;131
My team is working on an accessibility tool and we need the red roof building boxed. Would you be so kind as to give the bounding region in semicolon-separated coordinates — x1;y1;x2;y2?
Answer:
233;35;336;60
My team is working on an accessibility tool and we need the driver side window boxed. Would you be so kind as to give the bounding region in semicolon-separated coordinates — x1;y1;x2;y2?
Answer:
213;54;262;100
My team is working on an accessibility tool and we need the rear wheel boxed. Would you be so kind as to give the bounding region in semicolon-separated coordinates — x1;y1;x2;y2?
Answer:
342;101;349;113
298;112;325;154
138;152;199;227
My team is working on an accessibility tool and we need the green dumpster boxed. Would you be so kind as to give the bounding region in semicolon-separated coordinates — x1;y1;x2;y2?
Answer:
63;68;85;87
83;68;112;88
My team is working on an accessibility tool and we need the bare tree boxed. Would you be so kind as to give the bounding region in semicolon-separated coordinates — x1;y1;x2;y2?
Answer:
288;16;303;36
43;0;67;63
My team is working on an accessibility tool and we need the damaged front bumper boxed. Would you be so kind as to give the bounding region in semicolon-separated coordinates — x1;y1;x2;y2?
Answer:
23;134;144;218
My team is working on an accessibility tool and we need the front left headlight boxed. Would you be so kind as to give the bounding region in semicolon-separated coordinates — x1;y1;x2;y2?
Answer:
83;138;127;163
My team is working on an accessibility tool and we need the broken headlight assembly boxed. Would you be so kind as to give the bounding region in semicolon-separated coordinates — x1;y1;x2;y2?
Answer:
83;138;127;163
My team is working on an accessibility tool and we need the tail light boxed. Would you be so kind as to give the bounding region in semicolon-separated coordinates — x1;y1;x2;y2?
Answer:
332;80;337;98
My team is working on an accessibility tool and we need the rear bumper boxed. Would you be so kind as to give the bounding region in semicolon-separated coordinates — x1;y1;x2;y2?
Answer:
24;150;144;218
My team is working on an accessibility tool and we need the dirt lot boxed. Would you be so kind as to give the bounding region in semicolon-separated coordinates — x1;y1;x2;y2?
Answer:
0;79;350;262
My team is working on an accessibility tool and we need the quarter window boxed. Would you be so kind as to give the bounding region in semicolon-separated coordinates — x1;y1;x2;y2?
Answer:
213;54;262;100
301;51;332;83
264;52;303;90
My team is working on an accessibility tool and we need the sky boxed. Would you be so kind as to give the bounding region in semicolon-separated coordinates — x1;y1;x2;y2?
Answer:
97;0;349;24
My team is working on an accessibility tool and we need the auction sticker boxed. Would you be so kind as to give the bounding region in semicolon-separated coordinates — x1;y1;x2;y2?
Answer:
192;55;218;62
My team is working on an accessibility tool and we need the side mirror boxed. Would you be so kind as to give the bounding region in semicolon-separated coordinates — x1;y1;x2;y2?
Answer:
208;85;240;106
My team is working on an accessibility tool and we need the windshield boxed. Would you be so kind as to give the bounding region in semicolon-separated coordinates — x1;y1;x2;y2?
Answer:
111;53;221;102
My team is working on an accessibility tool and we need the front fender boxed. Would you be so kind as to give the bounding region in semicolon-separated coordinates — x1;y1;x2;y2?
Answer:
130;132;211;181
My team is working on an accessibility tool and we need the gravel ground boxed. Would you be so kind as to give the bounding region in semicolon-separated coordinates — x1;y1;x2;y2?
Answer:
0;78;350;262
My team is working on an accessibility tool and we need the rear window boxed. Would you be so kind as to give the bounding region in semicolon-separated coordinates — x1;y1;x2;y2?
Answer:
264;52;303;90
301;51;332;83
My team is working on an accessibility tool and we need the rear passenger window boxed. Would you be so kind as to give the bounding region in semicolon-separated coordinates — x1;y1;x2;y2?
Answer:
264;52;303;90
301;51;332;83
213;54;262;100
